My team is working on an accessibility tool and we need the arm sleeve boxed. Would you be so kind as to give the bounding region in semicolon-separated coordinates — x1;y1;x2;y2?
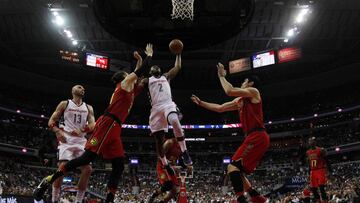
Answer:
134;56;152;77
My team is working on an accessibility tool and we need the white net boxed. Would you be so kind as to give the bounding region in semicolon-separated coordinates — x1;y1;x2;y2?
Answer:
171;0;194;21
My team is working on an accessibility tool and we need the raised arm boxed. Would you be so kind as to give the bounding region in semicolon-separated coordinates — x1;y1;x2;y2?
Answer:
190;94;239;113
217;63;259;98
164;54;181;80
133;51;143;72
122;44;153;89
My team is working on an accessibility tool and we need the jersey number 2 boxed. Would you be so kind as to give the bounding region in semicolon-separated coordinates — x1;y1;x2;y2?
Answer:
73;114;82;124
158;84;163;92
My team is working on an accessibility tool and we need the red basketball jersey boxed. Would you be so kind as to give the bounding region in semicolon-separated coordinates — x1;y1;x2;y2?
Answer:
237;97;265;133
107;83;135;123
307;147;326;170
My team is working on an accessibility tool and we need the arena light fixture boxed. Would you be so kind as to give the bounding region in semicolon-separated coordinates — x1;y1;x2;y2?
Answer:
296;8;309;23
287;29;295;37
314;113;318;117
284;38;289;43
337;108;342;112
72;40;78;45
22;148;27;153
41;115;45;118
52;11;59;16
53;15;64;26
16;109;21;113
335;147;340;152
268;121;272;124
65;30;72;38
291;117;295;121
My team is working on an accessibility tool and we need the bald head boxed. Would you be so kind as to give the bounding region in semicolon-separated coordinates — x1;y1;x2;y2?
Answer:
71;85;85;98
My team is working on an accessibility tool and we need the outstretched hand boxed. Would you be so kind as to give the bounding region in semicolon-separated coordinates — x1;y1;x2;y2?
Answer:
145;43;153;57
190;94;201;105
217;62;226;77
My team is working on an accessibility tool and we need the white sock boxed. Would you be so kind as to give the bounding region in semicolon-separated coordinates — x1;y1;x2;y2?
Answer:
160;156;168;165
52;185;61;202
75;189;86;203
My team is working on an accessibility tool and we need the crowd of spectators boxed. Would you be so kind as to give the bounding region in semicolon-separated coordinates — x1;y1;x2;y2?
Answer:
1;155;359;202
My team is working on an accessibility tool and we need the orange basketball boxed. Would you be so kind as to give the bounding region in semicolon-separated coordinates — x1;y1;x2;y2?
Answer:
169;39;183;54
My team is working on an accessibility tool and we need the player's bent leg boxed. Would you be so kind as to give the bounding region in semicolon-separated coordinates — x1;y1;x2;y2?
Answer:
311;187;321;202
227;164;247;203
153;130;167;163
76;164;92;203
167;113;192;165
33;150;97;201
319;185;328;202
105;157;124;203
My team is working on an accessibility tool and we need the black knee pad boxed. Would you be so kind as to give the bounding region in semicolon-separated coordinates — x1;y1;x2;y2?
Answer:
107;157;125;189
319;185;328;200
311;187;320;200
161;181;173;192
228;171;244;193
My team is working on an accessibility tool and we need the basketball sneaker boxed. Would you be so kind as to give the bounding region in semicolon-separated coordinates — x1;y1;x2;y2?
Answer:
33;175;53;201
182;150;193;166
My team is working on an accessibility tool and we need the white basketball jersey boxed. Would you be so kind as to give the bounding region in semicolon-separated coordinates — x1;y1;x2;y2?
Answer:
148;76;173;106
59;100;89;138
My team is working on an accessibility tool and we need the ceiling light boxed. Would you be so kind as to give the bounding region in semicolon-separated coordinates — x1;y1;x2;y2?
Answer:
72;40;78;45
284;38;289;42
287;29;295;37
53;15;64;26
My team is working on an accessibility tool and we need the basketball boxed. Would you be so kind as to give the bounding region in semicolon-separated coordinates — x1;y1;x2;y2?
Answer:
169;39;183;54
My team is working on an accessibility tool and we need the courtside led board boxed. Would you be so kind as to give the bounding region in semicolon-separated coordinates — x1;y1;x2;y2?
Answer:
252;51;275;68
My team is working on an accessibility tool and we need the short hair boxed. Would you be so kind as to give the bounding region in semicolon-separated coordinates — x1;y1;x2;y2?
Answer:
111;71;127;84
247;75;261;89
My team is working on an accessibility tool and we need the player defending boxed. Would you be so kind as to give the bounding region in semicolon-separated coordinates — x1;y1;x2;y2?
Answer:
306;137;329;203
47;85;95;203
191;63;269;203
33;44;153;203
141;44;192;173
149;137;192;203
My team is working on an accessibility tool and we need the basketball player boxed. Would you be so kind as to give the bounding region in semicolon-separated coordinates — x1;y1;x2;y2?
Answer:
47;85;95;203
141;51;192;177
33;44;153;203
306;137;329;203
190;63;269;203
149;137;193;203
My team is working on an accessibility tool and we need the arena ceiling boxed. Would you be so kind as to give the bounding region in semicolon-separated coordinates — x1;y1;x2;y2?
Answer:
0;0;360;90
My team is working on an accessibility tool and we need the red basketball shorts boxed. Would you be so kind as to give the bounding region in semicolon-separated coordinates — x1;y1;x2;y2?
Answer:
232;131;270;174
85;115;124;159
310;169;327;187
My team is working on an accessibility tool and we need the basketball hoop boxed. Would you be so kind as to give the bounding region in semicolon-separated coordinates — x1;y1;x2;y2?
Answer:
171;0;194;21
